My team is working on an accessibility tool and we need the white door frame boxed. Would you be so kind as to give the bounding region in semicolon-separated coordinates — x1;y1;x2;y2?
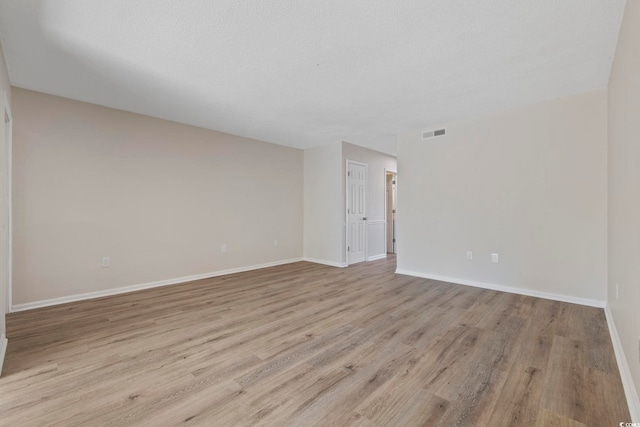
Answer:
345;159;368;266
384;168;397;255
1;92;12;313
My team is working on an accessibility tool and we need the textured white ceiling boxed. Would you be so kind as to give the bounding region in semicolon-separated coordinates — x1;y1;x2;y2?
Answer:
0;1;626;155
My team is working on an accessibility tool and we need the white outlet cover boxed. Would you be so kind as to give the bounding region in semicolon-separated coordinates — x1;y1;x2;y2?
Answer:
466;251;473;260
491;253;499;263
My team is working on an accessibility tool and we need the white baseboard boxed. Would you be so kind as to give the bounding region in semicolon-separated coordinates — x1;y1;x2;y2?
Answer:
605;305;640;422
302;257;347;268
0;334;7;377
367;253;387;261
395;269;605;308
12;258;304;312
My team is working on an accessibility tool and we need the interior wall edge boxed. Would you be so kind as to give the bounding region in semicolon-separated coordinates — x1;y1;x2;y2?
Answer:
395;268;606;308
302;257;347;268
0;333;7;377
605;304;640;422
11;257;304;312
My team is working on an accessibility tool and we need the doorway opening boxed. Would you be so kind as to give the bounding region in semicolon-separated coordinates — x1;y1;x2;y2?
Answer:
385;171;396;254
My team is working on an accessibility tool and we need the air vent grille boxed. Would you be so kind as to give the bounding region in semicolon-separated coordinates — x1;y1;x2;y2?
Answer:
422;128;446;139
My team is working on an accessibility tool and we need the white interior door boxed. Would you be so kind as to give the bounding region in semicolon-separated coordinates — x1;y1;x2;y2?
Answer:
347;161;366;264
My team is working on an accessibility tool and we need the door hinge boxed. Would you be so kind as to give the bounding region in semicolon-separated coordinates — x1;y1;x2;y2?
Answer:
392;209;396;213
393;239;396;243
392;180;396;184
348;246;350;251
348;171;351;176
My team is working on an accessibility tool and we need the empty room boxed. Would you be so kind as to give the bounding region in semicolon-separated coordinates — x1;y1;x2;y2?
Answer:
0;1;639;426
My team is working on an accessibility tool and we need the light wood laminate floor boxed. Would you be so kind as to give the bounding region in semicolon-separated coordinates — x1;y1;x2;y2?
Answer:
0;256;630;426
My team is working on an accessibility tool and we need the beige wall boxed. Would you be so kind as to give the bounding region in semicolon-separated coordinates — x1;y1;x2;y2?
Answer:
608;0;640;416
303;143;343;266
397;89;608;305
0;39;11;341
12;88;303;305
342;142;397;261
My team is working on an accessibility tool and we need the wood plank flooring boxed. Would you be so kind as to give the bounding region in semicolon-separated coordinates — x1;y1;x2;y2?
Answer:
0;256;630;426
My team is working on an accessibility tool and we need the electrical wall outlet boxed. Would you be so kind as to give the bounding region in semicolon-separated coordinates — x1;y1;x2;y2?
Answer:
101;256;111;268
466;251;473;260
221;244;228;254
491;253;499;263
274;240;279;247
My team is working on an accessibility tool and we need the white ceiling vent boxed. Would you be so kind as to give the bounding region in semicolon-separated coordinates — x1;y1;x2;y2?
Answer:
422;128;446;139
